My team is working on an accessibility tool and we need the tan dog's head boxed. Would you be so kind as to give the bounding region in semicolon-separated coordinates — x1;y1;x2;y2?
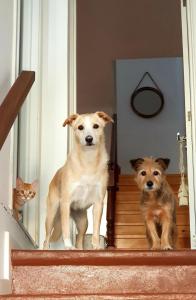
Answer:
130;157;170;192
63;112;113;147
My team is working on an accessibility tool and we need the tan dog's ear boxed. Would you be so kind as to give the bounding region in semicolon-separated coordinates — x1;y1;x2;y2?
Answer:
96;111;114;123
155;158;170;170
63;114;79;127
130;158;144;171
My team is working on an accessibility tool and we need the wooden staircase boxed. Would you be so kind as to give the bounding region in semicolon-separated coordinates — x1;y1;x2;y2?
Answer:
115;175;190;249
1;173;193;299
3;249;196;299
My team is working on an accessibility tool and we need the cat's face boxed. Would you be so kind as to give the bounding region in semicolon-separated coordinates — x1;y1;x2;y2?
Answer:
16;178;38;201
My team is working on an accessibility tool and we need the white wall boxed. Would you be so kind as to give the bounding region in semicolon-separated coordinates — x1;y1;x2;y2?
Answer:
0;0;36;294
116;58;186;174
39;0;69;247
18;0;70;247
0;0;15;207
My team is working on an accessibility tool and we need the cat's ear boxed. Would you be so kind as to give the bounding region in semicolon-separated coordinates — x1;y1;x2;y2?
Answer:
16;177;24;188
32;180;38;192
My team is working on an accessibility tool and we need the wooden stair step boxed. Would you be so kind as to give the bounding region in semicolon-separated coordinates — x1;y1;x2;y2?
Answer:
115;202;189;212
118;174;181;186
116;190;179;198
115;210;189;217
118;186;180;192
115;233;190;239
10;250;196;296
4;294;196;299
115;238;190;249
116;194;180;203
115;225;190;238
115;213;189;225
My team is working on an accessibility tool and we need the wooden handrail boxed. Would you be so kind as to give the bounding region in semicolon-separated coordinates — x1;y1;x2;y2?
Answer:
0;71;35;150
106;113;120;248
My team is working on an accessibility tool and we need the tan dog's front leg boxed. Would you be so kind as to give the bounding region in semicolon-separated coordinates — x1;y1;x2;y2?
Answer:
92;201;103;249
60;200;74;249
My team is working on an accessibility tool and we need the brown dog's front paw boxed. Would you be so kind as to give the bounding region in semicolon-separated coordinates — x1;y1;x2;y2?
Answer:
151;241;161;250
161;244;173;250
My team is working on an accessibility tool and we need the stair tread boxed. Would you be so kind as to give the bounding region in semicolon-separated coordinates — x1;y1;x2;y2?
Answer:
118;174;181;184
115;210;188;215
4;294;196;299
115;234;190;238
11;250;194;296
11;250;196;266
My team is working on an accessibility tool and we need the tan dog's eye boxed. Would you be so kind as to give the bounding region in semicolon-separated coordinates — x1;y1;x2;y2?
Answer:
78;125;84;130
141;171;146;176
153;171;159;176
93;124;99;129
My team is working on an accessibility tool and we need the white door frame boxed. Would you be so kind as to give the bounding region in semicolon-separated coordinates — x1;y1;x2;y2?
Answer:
18;0;76;247
181;0;196;248
68;0;77;151
16;0;196;250
0;0;37;294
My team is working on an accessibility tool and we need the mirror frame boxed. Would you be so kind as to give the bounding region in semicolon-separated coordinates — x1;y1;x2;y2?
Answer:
130;86;164;118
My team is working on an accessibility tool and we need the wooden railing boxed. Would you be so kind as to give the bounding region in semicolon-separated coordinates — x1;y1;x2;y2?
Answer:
0;71;35;150
106;113;120;248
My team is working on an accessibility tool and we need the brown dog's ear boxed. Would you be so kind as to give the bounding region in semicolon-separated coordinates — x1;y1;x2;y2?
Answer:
63;114;79;127
155;158;170;170
96;111;114;123
130;158;144;171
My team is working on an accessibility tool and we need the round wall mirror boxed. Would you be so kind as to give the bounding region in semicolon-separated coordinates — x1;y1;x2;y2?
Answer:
131;87;164;118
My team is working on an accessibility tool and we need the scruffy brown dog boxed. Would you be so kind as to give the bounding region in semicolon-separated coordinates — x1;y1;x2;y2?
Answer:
130;157;177;250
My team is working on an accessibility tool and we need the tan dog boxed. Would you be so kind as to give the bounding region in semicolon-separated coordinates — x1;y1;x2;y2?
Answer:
130;157;177;250
43;111;113;250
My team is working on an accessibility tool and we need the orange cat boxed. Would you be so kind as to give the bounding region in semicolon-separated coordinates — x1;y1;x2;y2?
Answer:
13;177;38;221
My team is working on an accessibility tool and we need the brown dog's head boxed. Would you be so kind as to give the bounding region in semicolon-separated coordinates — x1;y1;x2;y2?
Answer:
130;157;170;192
63;112;113;147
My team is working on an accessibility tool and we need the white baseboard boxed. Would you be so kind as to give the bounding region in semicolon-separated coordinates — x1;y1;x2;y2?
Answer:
0;279;11;295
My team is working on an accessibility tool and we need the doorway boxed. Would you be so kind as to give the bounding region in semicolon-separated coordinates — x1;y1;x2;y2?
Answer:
13;0;196;250
76;0;193;249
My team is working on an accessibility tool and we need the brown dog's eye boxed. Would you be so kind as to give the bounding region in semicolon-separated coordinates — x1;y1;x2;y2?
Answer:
78;125;84;130
141;171;146;176
153;171;159;176
93;124;99;129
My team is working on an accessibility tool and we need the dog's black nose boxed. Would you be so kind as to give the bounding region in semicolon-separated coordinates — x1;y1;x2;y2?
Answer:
147;181;153;187
85;135;93;144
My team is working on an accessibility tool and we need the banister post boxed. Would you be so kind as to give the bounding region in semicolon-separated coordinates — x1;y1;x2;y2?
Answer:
106;114;119;249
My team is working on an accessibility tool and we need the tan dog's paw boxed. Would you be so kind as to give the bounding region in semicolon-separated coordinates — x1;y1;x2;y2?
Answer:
64;244;76;250
43;241;50;250
75;245;83;250
92;243;101;250
65;246;76;250
63;238;75;250
92;236;101;249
